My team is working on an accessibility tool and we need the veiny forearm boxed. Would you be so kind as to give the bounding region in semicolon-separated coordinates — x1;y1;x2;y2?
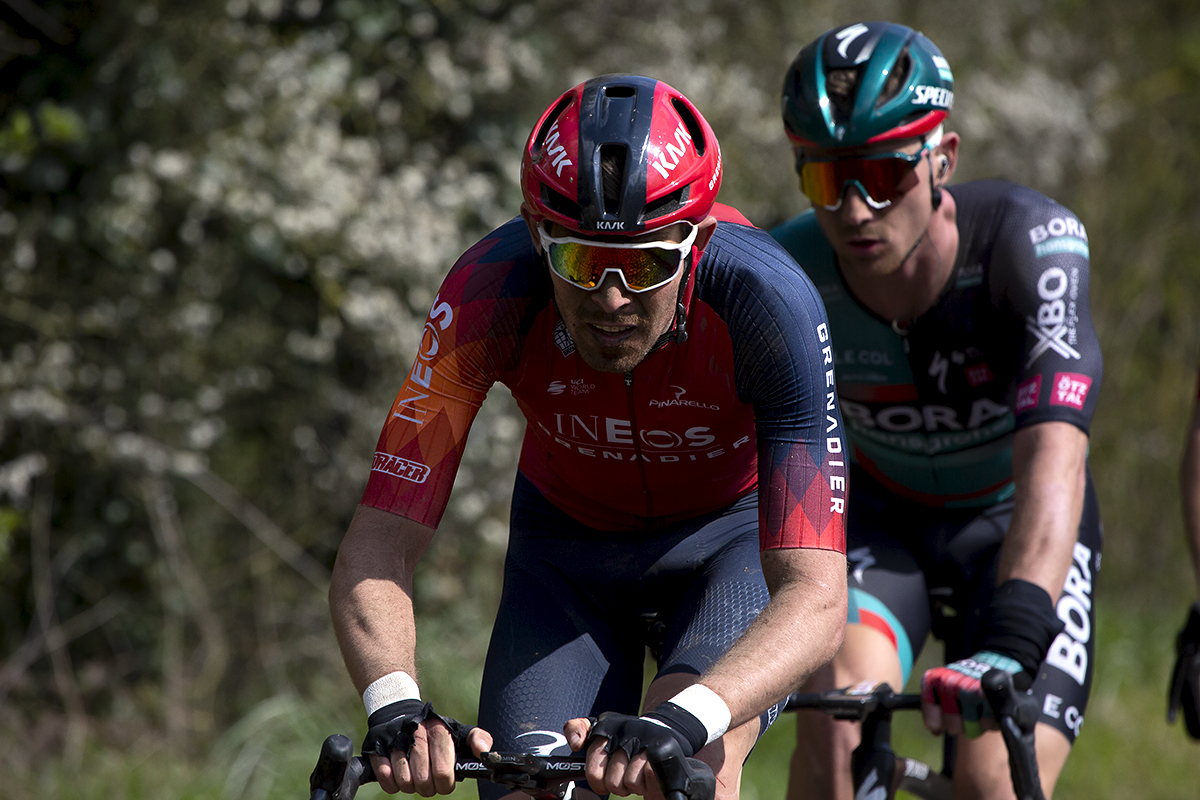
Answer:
697;548;847;729
997;422;1088;599
329;505;435;694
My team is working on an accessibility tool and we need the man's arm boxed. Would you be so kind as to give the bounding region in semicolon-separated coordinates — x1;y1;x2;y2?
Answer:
1180;405;1200;594
329;504;489;794
997;421;1089;597
697;547;847;727
922;420;1086;736
330;504;433;694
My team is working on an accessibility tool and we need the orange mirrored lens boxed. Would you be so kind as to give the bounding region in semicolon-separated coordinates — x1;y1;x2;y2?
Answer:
547;241;682;291
800;154;920;207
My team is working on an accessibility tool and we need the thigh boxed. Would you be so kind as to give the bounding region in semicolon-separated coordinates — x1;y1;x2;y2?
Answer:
1030;472;1102;745
654;492;766;679
649;491;794;742
952;723;1071;800
841;475;936;687
478;476;649;800
479;558;645;749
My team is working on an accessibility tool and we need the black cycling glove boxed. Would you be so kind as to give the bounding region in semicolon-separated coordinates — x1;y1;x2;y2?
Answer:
586;703;709;760
362;699;478;759
1167;601;1200;740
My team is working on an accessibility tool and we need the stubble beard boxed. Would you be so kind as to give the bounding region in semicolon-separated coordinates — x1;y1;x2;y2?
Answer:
572;323;655;374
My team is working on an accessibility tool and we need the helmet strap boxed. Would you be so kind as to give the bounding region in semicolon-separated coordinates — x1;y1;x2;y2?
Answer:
650;250;693;350
672;251;693;345
925;137;944;211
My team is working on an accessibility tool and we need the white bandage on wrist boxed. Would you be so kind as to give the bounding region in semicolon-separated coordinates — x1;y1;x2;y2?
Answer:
668;684;732;746
362;670;421;716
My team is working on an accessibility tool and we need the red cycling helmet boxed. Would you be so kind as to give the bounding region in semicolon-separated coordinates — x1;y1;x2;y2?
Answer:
521;74;722;236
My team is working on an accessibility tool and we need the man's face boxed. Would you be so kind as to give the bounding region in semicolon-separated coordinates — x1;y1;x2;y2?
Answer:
538;222;691;374
804;137;936;278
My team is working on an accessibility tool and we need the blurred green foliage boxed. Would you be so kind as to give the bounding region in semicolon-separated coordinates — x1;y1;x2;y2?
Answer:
2;0;1199;797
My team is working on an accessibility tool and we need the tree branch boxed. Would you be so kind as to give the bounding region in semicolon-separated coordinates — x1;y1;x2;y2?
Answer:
178;467;332;592
0;0;72;46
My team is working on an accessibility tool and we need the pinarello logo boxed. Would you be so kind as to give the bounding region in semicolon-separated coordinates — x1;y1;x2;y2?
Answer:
1016;376;1041;412
1050;372;1092;410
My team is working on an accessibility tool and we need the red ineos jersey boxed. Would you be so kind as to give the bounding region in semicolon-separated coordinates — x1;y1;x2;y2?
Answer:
362;204;846;552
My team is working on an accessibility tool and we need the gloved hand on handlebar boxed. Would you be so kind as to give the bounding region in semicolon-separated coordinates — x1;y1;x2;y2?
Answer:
569;700;715;798
362;699;490;795
588;705;710;758
922;579;1063;738
921;650;1025;738
1167;601;1200;740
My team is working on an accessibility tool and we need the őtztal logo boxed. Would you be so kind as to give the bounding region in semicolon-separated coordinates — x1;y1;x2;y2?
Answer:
1016;376;1042;413
1049;372;1091;410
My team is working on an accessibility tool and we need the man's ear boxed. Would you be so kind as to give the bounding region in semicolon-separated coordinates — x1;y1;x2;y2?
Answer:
693;215;719;254
934;131;961;185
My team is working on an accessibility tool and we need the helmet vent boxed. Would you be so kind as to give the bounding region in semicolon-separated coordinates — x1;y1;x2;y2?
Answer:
532;94;574;158
603;84;636;99
540;184;581;220
599;145;628;215
671;98;706;156
877;49;913;108
826;69;860;122
643;186;689;222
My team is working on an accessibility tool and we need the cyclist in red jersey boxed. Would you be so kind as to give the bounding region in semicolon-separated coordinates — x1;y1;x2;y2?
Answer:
1169;370;1200;740
329;74;848;799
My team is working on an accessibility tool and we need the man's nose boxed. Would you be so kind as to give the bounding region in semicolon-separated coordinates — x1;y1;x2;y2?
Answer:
836;182;878;223
591;272;632;314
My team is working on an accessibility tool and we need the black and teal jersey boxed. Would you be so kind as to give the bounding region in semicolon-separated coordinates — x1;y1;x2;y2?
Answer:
772;179;1103;507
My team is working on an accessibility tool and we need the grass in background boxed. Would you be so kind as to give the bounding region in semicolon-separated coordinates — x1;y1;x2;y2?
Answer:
6;598;1199;799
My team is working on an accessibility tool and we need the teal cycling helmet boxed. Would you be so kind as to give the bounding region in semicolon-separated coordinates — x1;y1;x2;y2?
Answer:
782;21;954;150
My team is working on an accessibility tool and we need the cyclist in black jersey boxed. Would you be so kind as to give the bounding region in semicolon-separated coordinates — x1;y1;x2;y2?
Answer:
770;22;1103;800
1169;373;1200;740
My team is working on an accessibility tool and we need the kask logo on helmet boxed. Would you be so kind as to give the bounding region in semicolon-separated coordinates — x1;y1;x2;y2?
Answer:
649;122;695;180
538;119;573;178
